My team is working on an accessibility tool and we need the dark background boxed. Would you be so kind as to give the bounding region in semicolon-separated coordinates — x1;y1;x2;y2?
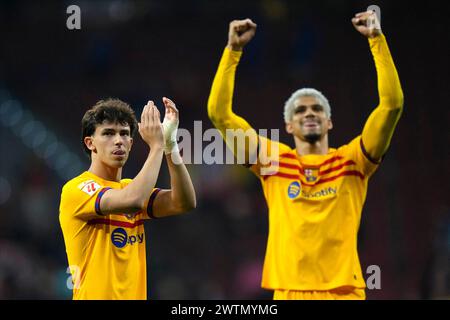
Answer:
0;0;448;299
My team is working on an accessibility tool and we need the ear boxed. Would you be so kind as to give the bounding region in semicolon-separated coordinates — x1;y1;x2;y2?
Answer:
129;138;133;151
84;136;96;153
285;122;294;134
327;118;333;131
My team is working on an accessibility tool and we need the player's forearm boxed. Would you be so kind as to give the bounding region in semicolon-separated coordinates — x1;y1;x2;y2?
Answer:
100;146;164;214
207;47;242;128
125;146;165;208
369;34;404;110
362;35;404;161
165;152;196;214
207;48;258;160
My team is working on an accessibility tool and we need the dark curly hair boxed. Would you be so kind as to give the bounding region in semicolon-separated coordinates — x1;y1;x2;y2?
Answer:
81;98;138;158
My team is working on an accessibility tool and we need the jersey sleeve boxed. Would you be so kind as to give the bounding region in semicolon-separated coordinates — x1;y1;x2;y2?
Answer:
361;34;403;162
59;179;111;221
342;135;380;178
143;188;162;219
120;178;161;220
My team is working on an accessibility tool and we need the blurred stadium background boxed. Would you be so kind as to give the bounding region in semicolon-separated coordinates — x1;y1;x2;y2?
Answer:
0;0;448;299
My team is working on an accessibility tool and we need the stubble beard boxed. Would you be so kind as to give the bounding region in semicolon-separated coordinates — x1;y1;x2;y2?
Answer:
303;133;321;144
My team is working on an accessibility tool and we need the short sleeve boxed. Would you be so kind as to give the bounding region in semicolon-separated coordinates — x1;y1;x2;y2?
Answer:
143;188;162;219
119;179;161;220
343;135;380;178
60;179;111;221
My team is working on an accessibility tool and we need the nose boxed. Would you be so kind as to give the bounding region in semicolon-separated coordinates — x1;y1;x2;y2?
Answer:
114;134;123;146
304;107;316;118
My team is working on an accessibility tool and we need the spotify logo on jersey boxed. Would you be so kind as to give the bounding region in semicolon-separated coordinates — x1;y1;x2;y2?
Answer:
111;228;128;248
111;227;145;248
287;181;301;199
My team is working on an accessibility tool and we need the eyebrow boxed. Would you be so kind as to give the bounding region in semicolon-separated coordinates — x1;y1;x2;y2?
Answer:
295;104;323;109
101;128;130;134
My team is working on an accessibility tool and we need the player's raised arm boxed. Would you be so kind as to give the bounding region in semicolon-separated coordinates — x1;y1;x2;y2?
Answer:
98;101;165;214
207;19;259;164
352;10;404;162
151;97;196;218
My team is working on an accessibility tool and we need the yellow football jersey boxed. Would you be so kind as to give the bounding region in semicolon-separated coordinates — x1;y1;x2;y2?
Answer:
208;34;402;296
251;135;378;291
59;171;160;300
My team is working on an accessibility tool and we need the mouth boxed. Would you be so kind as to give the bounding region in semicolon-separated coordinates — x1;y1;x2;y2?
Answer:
302;121;320;128
112;149;126;156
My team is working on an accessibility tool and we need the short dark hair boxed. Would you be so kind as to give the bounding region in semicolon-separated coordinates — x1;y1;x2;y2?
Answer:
81;98;138;158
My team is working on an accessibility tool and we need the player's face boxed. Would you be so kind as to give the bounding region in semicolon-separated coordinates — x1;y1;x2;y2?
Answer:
286;96;333;143
87;121;133;168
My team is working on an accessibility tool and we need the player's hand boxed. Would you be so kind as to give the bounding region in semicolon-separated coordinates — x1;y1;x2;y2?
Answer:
227;18;257;51
162;97;179;154
138;100;164;150
352;11;382;38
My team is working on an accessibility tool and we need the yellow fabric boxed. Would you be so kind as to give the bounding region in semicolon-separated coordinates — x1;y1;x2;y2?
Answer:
273;287;365;300
59;171;157;300
255;136;376;291
208;48;258;164
207;35;402;293
362;34;404;161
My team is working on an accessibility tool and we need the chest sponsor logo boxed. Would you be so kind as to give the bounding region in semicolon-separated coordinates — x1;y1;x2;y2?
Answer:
287;181;301;199
301;187;337;199
111;227;144;248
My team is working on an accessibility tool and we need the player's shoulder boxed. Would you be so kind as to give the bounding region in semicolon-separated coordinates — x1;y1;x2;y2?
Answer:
259;136;292;155
335;135;361;155
63;171;89;187
278;141;294;155
62;171;103;195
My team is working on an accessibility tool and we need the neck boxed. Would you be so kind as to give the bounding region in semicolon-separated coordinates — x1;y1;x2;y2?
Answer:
88;160;122;182
294;134;329;156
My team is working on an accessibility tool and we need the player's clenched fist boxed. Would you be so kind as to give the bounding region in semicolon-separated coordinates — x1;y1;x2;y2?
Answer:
138;100;164;149
352;11;382;38
227;18;257;51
